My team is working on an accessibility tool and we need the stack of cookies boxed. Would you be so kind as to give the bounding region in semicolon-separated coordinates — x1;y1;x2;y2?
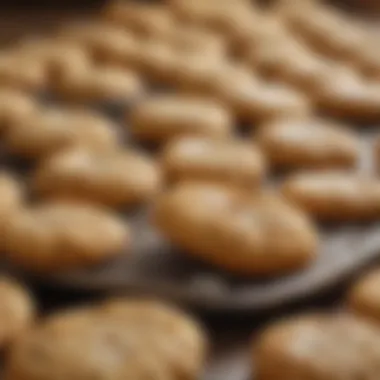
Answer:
0;0;379;379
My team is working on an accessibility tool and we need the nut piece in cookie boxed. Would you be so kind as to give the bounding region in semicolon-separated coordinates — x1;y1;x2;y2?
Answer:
281;172;380;221
161;136;265;188
130;95;233;144
254;314;380;380
33;148;162;208
5;202;130;273
5;108;119;160
5;298;207;380
257;118;359;171
0;277;35;349
153;183;318;276
348;268;380;324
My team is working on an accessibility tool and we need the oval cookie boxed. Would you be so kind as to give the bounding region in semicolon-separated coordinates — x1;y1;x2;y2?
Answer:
281;172;380;221
33;148;162;208
5;108;119;159
130;95;233;144
348;268;380;324
153;183;318;276
257;118;359;171
161;136;265;188
0;277;35;349
5;298;207;380
254;313;380;380
5;202;129;273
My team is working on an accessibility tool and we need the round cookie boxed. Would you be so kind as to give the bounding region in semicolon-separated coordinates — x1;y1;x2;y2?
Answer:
5;202;129;273
153;183;318;276
0;277;35;349
254;313;380;380
130;95;233;144
161;136;265;188
256;118;359;171
281;172;380;221
54;65;144;105
33;148;162;208
348;268;380;324
0;89;37;132
214;78;311;124
103;2;174;39
5;298;207;380
5;107;119;160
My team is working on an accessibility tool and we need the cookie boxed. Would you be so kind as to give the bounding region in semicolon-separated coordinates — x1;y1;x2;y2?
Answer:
347;268;380;324
5;108;119;159
54;65;144;105
313;67;380;121
214;79;311;124
58;22;139;68
257;118;359;171
161;136;265;188
130;95;233;144
153;183;318;276
103;2;174;39
0;89;37;132
254;313;380;380
5;298;206;380
33;148;162;208
281;172;380;221
5;202;129;273
0;277;35;349
0;52;46;91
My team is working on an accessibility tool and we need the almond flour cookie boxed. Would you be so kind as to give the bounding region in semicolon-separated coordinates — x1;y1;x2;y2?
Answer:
33;148;162;208
281;173;380;221
153;183;318;276
0;89;37;132
254;313;380;380
5;108;119;160
130;95;233;144
5;298;207;380
5;202;129;273
54;65;144;105
257;118;359;171
348;268;380;324
103;2;174;39
161;136;265;188
0;277;35;349
214;78;311;124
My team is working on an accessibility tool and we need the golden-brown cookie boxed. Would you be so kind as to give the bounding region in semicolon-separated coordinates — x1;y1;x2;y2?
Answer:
153;183;318;276
254;313;380;380
33;148;162;208
0;89;37;132
313;68;380;121
130;95;233;144
215;79;311;124
281;172;380;221
161;136;265;188
348;268;380;324
5;202;129;273
58;22;139;67
5;298;207;380
0;277;35;349
103;2;174;39
5;107;119;160
54;65;144;104
257;118;360;171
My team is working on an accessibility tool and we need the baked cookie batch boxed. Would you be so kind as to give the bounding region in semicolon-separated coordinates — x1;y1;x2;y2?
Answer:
0;0;380;379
